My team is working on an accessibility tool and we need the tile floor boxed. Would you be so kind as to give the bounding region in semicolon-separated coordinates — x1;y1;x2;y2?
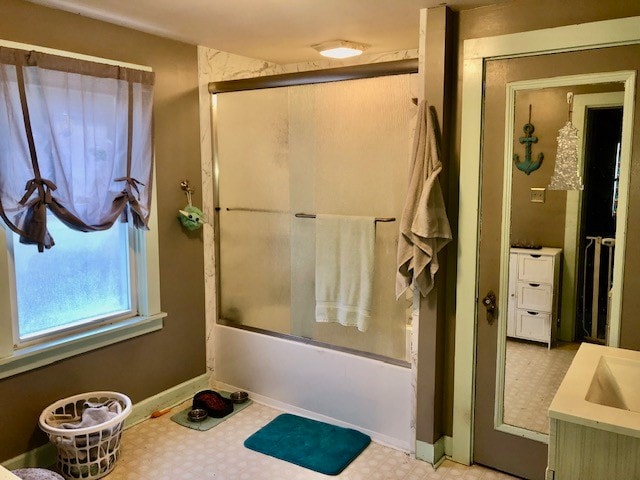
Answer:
104;400;518;479
504;340;579;433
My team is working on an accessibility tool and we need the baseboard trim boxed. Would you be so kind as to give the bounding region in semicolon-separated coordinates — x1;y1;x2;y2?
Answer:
444;435;453;457
2;373;210;471
124;373;210;428
1;444;56;472
215;381;411;452
416;437;446;466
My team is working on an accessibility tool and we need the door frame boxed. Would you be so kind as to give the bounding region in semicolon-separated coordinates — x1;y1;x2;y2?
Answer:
494;73;634;446
560;91;625;342
452;15;640;465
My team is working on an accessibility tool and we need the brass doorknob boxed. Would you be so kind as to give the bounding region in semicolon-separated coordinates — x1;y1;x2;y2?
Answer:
482;291;497;324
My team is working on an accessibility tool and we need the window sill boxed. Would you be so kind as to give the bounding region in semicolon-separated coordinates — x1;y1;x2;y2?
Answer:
0;312;167;380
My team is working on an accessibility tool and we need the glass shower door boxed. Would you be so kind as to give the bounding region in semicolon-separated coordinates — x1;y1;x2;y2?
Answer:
216;73;417;362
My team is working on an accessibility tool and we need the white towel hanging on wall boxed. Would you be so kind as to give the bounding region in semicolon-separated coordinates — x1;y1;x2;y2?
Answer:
396;100;452;299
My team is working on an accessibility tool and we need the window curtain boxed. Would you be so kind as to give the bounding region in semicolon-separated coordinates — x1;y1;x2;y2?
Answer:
0;47;154;251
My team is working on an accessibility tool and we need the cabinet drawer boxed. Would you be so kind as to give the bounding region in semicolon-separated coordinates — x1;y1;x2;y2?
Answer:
517;254;554;283
515;309;551;342
517;282;553;312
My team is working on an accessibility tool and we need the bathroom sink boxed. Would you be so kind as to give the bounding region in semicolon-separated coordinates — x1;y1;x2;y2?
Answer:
586;355;640;412
548;344;640;480
549;343;640;438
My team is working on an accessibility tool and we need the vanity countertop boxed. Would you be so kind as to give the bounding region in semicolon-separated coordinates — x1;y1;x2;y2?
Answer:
549;342;640;437
509;246;562;255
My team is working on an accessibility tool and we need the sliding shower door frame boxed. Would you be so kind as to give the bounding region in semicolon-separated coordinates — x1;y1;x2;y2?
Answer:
209;59;418;368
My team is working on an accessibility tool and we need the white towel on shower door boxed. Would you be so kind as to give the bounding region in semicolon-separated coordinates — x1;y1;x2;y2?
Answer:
315;214;375;332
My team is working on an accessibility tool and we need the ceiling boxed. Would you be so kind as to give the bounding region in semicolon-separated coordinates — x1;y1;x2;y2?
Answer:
28;0;503;64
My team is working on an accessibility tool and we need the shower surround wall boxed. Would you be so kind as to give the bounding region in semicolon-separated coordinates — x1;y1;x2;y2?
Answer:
198;46;418;450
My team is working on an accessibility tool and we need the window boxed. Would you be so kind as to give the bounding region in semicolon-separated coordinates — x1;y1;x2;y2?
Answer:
0;41;164;379
12;213;133;343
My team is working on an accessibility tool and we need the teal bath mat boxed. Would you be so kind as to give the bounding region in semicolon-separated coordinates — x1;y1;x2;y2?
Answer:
170;392;252;431
244;413;371;475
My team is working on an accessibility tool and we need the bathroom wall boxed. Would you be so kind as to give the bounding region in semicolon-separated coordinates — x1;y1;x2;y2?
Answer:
510;88;570;248
509;84;623;247
443;0;640;437
0;0;204;462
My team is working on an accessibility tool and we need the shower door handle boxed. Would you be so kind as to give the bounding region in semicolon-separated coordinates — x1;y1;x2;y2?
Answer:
481;291;497;325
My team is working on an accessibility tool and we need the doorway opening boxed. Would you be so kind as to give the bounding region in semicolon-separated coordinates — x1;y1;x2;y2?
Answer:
576;107;623;344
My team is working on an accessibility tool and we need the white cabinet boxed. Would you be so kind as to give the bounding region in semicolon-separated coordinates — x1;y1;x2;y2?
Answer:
515;310;551;341
507;247;562;348
517;282;553;311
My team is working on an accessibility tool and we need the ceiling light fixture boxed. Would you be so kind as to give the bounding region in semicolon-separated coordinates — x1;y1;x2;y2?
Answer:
312;40;369;59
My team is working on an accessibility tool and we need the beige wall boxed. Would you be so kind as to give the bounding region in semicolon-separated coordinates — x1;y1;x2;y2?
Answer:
508;84;623;247
0;0;204;462
442;0;640;437
510;88;570;248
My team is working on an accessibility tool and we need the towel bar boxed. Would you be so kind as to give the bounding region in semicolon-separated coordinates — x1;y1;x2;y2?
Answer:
220;208;395;223
221;207;289;214
295;213;395;223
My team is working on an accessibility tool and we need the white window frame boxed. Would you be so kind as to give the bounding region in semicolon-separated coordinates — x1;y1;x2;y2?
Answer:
8;215;138;348
0;40;165;380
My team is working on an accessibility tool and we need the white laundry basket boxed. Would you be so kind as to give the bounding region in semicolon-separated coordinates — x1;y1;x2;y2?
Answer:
38;392;132;480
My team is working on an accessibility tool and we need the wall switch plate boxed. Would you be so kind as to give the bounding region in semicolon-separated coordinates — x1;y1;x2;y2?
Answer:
530;187;546;203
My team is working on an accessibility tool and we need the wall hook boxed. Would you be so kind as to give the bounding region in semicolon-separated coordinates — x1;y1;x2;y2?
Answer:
180;179;194;205
514;105;544;175
178;179;205;231
567;91;574;121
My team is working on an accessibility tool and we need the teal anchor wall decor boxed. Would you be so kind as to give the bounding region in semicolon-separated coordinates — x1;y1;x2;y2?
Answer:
514;105;543;175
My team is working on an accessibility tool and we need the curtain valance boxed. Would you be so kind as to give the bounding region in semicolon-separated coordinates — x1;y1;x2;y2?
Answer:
0;46;155;251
